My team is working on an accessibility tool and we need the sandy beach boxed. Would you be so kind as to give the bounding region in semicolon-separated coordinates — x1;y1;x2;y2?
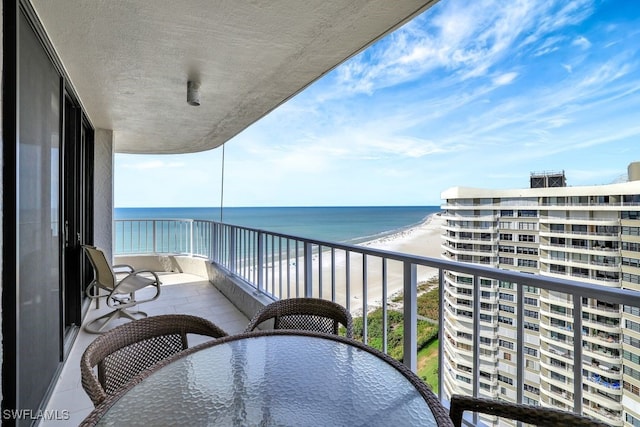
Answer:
269;213;445;315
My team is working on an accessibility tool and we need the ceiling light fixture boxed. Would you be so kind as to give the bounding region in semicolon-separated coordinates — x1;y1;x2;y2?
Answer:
187;81;201;106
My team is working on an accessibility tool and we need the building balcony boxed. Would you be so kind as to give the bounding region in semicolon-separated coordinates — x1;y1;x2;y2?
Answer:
583;406;624;427
43;218;640;425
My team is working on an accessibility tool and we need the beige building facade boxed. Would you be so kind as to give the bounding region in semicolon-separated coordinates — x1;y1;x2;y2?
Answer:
441;163;640;426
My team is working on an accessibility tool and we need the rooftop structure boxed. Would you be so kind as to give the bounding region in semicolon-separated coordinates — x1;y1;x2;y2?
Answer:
530;171;566;189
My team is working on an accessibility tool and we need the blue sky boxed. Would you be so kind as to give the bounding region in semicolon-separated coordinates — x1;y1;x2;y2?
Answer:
115;0;640;207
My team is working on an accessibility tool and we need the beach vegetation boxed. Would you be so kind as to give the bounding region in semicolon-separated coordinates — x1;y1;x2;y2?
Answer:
418;339;439;393
353;309;438;360
352;284;441;388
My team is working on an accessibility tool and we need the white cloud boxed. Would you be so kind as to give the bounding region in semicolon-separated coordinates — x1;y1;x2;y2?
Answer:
562;64;573;73
572;35;592;49
493;72;518;86
327;0;598;99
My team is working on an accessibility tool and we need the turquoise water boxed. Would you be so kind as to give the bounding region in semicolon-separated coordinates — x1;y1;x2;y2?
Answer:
115;206;441;244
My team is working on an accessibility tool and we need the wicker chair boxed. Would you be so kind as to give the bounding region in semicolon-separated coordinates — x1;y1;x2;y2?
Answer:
81;314;228;406
449;395;610;427
245;298;353;338
82;245;162;333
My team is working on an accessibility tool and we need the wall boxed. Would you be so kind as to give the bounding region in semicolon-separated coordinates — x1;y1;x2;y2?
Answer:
93;129;113;261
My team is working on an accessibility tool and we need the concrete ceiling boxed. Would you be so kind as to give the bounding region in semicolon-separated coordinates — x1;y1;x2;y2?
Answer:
30;0;438;154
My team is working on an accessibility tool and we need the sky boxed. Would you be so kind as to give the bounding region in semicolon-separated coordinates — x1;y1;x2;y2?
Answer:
115;0;640;208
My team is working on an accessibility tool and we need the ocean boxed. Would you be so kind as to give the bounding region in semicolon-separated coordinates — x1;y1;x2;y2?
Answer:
115;206;441;244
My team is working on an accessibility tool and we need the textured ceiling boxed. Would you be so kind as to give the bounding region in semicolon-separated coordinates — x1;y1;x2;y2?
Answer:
30;0;438;154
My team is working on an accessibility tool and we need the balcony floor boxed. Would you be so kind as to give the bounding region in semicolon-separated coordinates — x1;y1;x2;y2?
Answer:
40;272;251;426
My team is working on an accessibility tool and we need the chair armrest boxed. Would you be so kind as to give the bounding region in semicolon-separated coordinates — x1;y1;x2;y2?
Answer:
131;269;162;284
449;395;609;427
113;264;134;273
108;270;162;309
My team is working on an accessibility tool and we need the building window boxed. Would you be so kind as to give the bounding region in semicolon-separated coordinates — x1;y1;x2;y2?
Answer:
624;350;640;366
456;375;471;384
523;397;539;406
623;273;640;284
524;309;539;319
518;234;536;242
501;210;514;217
518;210;537;218
519;222;537;230
524;346;538;357
504;352;512;361
626;413;640;427
480;336;493;345
623;335;640;347
627;320;640;334
571;224;587;233
498;316;513;325
499;245;515;253
524;383;540;394
522;286;538;294
622;242;640;252
524;321;539;331
524;296;538;306
499;281;514;289
625;305;640;317
499;339;514;350
623;226;640;236
623;381;640;396
517;246;539;255
499;257;514;265
498;374;514;385
518;259;538;268
550;224;564;232
499;292;515;302
500;233;513;241
623;257;640;268
622;211;640;220
624;366;640;381
499;304;515;313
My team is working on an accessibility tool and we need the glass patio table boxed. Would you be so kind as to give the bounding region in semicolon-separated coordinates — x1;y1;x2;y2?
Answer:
81;330;452;426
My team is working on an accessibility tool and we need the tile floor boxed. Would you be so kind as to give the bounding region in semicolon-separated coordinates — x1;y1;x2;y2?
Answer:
39;272;250;426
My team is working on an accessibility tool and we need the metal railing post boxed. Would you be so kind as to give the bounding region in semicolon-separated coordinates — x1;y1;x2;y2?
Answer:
257;231;264;293
189;220;194;256
403;261;417;371
152;220;157;253
437;268;444;401
572;291;583;414
516;281;524;405
472;274;480;427
229;225;236;273
211;222;218;261
304;242;313;297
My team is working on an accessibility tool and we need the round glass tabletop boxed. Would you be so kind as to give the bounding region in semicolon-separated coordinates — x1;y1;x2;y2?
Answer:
92;333;439;426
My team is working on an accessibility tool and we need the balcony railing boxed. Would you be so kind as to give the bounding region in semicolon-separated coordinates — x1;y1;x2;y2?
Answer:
114;218;640;421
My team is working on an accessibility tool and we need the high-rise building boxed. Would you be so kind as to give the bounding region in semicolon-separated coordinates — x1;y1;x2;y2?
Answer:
440;162;640;426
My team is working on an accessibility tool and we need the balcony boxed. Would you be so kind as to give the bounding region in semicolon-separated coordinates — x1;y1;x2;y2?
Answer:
44;218;640;425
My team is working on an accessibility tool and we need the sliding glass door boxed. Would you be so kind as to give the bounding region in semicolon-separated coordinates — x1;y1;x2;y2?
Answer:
17;9;62;417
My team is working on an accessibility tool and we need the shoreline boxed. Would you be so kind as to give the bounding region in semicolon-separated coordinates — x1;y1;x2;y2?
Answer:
300;212;445;315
